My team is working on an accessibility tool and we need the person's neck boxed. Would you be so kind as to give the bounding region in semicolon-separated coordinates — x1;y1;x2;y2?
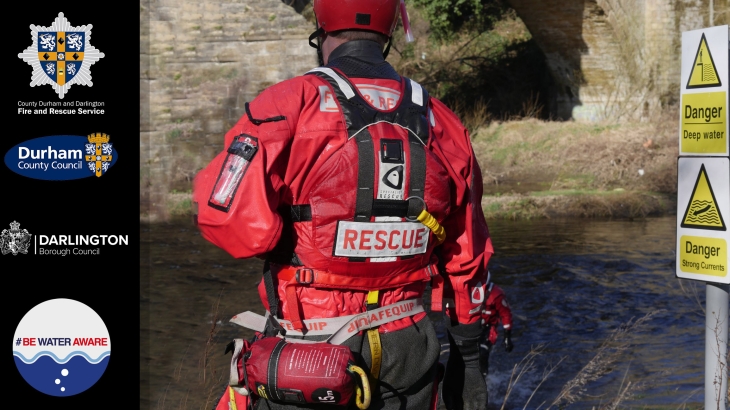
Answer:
326;40;385;66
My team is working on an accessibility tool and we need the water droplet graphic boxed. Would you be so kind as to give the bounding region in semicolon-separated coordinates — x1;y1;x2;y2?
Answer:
61;387;65;392
55;379;60;384
62;369;69;376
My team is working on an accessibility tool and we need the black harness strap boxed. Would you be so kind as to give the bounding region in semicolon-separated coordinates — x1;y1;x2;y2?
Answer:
354;130;376;223
408;135;427;219
305;69;431;264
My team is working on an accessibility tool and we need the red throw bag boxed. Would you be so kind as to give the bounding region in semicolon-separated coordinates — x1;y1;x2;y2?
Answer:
235;337;359;406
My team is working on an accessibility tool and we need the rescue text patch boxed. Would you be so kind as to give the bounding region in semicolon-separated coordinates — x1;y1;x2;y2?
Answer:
333;221;429;257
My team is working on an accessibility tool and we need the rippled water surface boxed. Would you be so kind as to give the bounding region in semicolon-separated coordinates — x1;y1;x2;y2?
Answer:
142;216;712;410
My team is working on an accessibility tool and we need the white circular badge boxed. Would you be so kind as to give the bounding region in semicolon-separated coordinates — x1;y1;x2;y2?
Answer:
13;298;110;396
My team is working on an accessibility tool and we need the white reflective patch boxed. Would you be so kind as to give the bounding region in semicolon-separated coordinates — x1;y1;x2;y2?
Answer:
334;221;429;257
471;281;485;304
319;85;339;112
355;84;401;110
307;67;355;99
410;79;423;106
429;108;435;127
370;217;401;262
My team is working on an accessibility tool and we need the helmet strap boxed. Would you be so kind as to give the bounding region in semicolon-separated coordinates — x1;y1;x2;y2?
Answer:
308;27;326;66
382;37;392;59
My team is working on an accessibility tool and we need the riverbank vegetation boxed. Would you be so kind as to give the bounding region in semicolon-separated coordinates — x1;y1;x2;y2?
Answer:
384;0;679;221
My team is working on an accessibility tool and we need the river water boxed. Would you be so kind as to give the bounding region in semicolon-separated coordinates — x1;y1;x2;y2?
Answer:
142;215;713;410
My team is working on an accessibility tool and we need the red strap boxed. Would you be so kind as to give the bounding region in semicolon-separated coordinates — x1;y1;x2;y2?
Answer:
430;272;443;312
284;283;305;331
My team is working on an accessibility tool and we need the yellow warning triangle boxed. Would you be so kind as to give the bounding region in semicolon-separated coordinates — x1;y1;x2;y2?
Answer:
686;33;722;89
681;164;726;231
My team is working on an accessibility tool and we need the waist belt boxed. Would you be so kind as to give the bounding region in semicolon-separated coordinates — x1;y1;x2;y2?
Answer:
230;298;424;345
271;264;442;331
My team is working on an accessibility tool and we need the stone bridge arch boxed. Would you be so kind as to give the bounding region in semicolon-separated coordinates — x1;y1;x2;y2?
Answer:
507;0;724;121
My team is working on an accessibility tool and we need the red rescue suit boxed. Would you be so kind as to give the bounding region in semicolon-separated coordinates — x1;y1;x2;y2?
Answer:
481;283;513;345
192;44;493;334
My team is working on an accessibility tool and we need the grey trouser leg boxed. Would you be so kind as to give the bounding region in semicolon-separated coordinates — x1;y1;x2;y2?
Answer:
256;318;441;410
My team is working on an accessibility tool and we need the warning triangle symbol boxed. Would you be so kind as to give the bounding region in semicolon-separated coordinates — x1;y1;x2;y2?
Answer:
681;164;726;231
686;33;722;89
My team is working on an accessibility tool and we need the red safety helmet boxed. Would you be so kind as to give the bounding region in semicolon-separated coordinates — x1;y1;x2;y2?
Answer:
312;0;401;37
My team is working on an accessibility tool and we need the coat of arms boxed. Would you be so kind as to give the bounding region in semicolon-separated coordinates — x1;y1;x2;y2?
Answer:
0;221;32;256
17;13;105;99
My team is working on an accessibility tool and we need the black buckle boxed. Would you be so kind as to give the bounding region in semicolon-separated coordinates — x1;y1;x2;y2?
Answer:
295;268;314;284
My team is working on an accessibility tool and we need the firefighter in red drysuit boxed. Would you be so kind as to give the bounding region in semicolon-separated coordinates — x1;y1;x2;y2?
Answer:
478;272;514;379
192;1;493;409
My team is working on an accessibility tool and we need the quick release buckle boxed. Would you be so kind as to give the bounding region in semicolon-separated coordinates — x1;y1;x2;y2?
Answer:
295;268;314;284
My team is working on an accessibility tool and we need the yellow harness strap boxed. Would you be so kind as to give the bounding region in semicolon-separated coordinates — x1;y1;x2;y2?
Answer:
366;290;382;389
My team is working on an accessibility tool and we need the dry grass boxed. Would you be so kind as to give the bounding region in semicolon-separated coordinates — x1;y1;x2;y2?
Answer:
472;106;680;220
493;311;667;410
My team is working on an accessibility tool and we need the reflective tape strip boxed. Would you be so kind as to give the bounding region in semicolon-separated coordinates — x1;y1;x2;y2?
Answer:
307;67;356;99
410;79;423;106
230;298;424;344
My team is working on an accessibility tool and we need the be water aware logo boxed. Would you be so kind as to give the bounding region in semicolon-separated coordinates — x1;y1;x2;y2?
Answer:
13;299;110;396
17;13;104;99
5;133;117;180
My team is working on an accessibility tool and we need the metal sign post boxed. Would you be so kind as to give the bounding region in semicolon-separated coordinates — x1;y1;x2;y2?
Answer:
677;24;729;410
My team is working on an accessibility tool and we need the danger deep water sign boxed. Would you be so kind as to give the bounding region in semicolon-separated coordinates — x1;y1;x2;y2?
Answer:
679;26;729;156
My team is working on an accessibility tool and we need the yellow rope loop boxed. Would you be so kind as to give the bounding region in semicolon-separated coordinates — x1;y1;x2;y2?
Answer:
348;364;372;409
416;210;446;244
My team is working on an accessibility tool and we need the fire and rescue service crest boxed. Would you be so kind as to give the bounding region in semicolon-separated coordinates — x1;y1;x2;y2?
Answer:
1;221;32;256
17;13;105;99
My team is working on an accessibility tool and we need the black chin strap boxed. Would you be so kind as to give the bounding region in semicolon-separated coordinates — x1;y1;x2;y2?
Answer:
382;37;392;59
308;27;325;66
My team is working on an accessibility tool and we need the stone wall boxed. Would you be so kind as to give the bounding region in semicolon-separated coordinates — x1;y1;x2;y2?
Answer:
508;0;725;122
140;0;728;221
141;0;317;222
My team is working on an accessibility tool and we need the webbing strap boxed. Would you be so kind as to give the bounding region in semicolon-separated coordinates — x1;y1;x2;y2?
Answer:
408;135;426;220
267;339;288;401
355;130;375;223
230;298;425;345
352;130;376;262
366;290;382;388
262;261;279;319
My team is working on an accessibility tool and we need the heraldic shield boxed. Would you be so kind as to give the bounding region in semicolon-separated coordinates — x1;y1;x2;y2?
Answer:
37;31;85;86
18;12;104;99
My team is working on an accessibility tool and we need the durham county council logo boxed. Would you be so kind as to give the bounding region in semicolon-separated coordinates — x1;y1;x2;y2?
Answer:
17;13;105;99
1;221;32;256
13;298;110;396
4;133;117;181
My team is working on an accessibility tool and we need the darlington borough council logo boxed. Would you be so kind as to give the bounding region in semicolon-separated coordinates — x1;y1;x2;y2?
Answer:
13;299;110;396
17;12;105;99
0;221;32;256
